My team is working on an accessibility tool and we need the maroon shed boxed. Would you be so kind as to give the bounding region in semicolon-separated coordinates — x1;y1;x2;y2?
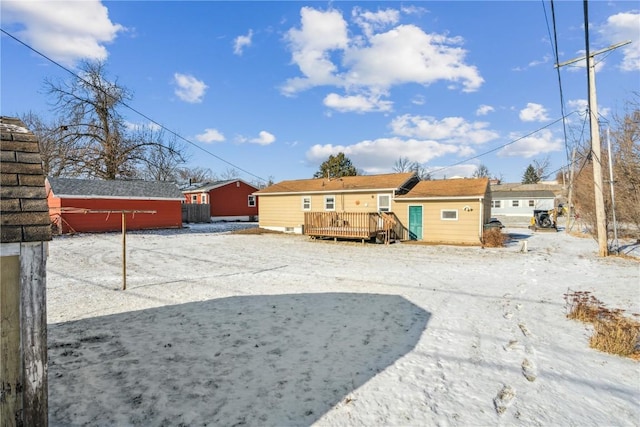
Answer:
47;177;184;234
182;179;259;222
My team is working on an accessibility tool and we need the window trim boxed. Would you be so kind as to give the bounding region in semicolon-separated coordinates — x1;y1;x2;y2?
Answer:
301;196;311;211
528;199;535;207
441;209;458;221
491;200;501;208
248;195;256;207
201;194;208;204
512;200;520;207
377;194;391;212
324;195;336;211
191;194;197;203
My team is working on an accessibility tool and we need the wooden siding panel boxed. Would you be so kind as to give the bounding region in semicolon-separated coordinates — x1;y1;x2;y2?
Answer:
209;182;258;217
57;198;182;233
394;199;483;244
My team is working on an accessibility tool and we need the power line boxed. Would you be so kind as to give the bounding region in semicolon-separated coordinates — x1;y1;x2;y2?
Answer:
0;27;268;184
428;112;577;177
545;0;572;164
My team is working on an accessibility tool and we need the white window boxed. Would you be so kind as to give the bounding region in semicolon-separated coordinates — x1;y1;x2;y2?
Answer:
528;200;535;207
491;200;501;208
191;194;197;203
248;195;256;207
378;194;391;212
324;196;335;211
512;200;519;207
302;196;311;211
201;194;208;204
441;210;458;220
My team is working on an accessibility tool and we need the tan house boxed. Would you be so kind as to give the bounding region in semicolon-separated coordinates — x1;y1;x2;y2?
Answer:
394;178;491;245
254;172;419;238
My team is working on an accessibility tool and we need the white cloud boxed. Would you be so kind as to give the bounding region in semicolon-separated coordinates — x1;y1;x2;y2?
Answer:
306;137;461;174
599;12;640;72
1;0;124;66
390;114;499;144
281;6;483;112
250;131;276;146
519;103;550;122
323;93;393;113
173;73;208;103
497;129;563;158
476;105;495;116
352;7;400;38
281;7;349;95
195;128;225;143
233;30;253;56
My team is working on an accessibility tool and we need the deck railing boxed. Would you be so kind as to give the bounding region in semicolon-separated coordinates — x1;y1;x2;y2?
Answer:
303;211;406;243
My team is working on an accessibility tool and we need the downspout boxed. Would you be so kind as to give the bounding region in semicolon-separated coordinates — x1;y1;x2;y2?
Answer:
479;196;484;245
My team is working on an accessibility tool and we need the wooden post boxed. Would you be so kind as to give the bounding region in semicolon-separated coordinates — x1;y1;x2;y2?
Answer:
122;212;127;291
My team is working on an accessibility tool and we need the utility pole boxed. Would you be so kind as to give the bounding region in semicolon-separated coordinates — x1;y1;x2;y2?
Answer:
555;1;630;256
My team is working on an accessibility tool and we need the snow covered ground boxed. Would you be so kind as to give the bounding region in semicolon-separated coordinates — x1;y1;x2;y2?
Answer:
46;222;640;426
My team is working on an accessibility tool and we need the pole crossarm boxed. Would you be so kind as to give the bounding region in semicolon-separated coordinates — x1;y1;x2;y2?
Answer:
555;40;632;68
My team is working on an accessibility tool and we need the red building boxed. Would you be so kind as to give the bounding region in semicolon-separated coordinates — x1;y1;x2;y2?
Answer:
182;179;259;221
46;177;184;234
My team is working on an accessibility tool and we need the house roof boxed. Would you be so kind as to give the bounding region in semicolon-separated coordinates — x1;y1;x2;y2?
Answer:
1;116;52;243
397;178;489;200
182;179;258;193
254;172;417;195
490;182;563;193
47;177;184;200
491;190;556;199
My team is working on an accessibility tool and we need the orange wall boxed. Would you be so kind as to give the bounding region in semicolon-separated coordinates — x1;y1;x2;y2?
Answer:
51;197;182;233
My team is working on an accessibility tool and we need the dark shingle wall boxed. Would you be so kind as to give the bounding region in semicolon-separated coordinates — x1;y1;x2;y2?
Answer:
1;117;52;243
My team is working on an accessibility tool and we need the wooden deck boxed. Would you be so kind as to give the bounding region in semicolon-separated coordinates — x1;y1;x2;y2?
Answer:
303;212;406;244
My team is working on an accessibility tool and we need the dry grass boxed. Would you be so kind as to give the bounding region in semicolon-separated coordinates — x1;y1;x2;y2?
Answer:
483;228;506;248
564;290;640;360
228;227;284;235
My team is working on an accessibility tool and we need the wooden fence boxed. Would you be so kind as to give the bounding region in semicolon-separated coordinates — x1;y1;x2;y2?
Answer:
303;211;406;244
182;204;211;223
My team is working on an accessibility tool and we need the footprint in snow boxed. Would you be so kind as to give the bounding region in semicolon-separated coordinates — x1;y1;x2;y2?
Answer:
522;358;537;382
494;385;516;415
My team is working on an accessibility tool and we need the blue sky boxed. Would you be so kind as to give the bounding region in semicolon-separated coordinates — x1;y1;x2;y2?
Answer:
1;1;639;185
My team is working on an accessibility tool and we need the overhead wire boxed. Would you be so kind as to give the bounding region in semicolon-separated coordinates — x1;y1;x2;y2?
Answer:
0;27;268;184
428;112;577;177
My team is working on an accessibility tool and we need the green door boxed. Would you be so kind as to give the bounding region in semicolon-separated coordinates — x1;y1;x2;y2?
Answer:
408;206;423;240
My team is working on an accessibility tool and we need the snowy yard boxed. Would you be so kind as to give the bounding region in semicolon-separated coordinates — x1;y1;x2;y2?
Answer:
46;223;640;426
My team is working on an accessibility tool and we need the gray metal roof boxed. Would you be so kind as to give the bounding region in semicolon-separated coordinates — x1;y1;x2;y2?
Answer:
1;116;52;243
47;177;184;200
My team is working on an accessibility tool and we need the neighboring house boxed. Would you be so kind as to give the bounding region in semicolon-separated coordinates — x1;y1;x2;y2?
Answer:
182;179;259;222
46;177;184;233
394;178;491;245
254;172;419;234
0;116;51;425
490;183;558;217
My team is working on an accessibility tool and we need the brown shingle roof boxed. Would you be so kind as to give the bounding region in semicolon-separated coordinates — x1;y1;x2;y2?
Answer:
397;178;489;199
1;116;52;243
254;172;417;195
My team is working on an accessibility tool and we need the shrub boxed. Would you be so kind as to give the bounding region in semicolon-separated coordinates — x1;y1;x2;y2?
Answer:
564;290;640;360
483;228;506;247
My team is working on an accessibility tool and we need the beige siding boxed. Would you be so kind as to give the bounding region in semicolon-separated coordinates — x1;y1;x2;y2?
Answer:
393;199;484;245
258;192;391;231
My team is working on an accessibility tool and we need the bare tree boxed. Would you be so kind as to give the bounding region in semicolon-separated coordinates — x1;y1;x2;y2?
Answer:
44;60;186;179
219;168;241;180
472;163;491;178
177;166;216;184
135;126;187;181
393;156;431;180
533;155;551;180
20;112;80;177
